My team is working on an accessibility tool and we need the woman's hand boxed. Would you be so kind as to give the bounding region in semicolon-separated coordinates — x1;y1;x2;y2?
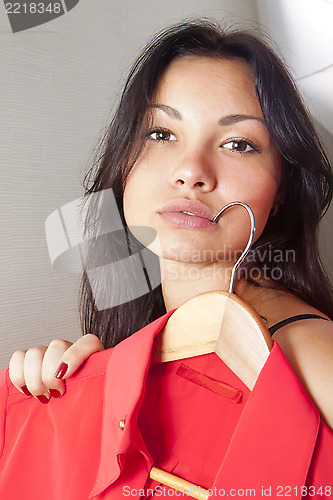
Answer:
8;334;104;403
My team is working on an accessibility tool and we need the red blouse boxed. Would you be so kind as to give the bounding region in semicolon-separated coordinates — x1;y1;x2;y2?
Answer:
0;310;332;499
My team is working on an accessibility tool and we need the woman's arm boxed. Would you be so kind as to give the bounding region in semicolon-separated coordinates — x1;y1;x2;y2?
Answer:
9;334;104;403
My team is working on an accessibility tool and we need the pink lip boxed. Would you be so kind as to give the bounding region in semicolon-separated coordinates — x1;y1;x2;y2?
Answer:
158;199;217;230
159;199;215;219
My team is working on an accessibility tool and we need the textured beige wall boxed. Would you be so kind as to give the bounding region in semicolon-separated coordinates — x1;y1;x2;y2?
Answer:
0;0;260;369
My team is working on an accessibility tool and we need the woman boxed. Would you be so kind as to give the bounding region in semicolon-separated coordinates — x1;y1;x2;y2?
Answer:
2;20;333;498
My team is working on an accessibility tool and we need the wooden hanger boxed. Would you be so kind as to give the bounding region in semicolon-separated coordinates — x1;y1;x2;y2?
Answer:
149;203;274;499
151;289;273;388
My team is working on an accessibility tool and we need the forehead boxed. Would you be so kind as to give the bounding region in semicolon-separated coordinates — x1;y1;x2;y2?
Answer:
153;56;262;118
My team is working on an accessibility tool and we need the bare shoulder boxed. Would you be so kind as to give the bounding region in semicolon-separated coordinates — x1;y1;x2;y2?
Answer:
240;283;333;428
272;316;333;430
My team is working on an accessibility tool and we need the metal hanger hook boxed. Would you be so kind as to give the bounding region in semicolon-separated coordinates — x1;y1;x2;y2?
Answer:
212;202;256;294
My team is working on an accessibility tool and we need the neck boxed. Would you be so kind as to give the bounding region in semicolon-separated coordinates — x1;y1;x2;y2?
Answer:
159;257;279;320
160;258;237;312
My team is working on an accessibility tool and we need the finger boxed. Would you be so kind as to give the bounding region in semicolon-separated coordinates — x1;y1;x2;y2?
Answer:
41;339;73;398
9;350;28;394
55;334;104;379
23;346;51;403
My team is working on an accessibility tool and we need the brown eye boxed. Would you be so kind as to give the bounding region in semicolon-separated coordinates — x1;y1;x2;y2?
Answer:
149;129;176;142
222;140;258;153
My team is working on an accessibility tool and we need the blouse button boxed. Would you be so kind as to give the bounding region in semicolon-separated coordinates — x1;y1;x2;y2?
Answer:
119;419;126;431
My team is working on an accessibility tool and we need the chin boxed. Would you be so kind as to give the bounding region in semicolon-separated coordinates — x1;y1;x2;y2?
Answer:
160;242;220;264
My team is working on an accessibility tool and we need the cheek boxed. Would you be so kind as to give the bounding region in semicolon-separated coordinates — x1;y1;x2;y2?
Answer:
123;149;169;226
123;158;161;246
123;178;162;253
123;159;149;226
247;173;279;203
226;170;280;237
250;180;280;237
122;173;131;219
123;180;138;228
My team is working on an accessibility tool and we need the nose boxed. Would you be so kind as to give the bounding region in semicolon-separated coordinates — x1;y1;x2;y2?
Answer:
171;152;216;192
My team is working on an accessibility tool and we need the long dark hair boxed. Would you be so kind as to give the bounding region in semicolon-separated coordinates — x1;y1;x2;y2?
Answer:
80;20;333;348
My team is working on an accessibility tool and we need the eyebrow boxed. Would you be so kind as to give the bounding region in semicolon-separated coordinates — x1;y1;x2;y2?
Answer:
150;104;265;126
218;114;265;126
149;104;182;120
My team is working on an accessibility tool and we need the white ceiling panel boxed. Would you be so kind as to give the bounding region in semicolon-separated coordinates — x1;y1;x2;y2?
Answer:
299;68;333;135
255;0;333;79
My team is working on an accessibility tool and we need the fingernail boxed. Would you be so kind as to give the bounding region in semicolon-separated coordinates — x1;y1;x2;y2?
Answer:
21;385;32;396
37;395;49;404
55;362;68;379
49;389;62;398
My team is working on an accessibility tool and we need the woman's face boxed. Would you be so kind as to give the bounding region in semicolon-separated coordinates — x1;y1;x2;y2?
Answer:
123;56;282;264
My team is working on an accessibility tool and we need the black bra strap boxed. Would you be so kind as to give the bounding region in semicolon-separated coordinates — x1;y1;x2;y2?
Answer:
268;314;328;336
